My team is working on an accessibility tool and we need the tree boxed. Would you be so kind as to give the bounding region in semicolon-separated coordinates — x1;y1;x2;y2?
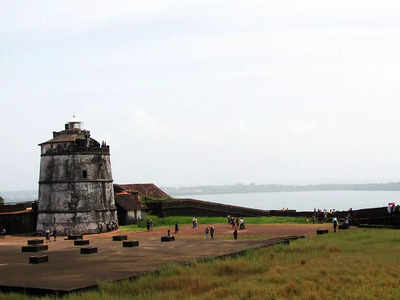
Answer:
0;196;4;205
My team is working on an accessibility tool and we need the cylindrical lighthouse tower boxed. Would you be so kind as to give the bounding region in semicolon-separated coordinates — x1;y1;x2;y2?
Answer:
36;118;117;234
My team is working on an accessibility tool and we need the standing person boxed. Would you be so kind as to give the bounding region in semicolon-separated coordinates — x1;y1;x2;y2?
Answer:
45;229;50;243
146;219;151;231
192;216;196;229
0;226;6;238
53;229;57;241
210;225;215;240
239;218;245;230
194;217;198;229
150;219;153;231
387;203;393;214
333;216;338;233
233;227;238;240
205;226;209;240
175;223;179;234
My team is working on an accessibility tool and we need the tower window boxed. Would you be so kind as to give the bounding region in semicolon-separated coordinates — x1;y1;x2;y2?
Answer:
82;170;88;179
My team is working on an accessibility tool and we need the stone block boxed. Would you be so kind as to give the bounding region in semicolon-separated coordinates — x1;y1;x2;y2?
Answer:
123;241;139;247
28;239;44;245
29;255;48;264
74;240;90;246
80;247;97;254
22;245;48;252
161;236;175;242
68;235;83;240
317;229;329;235
112;235;127;241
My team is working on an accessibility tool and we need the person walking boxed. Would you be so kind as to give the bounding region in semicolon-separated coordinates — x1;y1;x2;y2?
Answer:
333;216;338;233
192;216;196;229
146;219;151;231
210;225;215;240
233;227;238;240
205;226;209;240
53;229;57;241
175;223;179;234
45;229;50;243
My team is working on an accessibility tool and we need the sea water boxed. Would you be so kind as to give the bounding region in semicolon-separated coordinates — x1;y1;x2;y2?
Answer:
172;191;400;211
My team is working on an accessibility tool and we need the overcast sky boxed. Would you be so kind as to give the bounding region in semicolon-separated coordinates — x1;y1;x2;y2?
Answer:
2;1;400;191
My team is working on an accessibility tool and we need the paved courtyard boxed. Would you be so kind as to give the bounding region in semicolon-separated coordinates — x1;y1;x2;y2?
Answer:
0;223;331;293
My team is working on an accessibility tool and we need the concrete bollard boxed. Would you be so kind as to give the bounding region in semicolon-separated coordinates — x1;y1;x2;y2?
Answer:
22;245;48;252
316;229;329;235
29;255;48;264
112;235;128;241
80;247;97;254
123;241;139;247
161;236;175;242
28;239;44;245
74;240;90;246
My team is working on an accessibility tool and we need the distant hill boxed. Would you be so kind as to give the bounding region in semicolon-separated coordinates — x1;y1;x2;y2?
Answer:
163;183;400;196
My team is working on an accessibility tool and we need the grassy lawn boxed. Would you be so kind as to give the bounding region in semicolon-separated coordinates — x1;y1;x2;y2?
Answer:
121;216;310;232
3;228;400;299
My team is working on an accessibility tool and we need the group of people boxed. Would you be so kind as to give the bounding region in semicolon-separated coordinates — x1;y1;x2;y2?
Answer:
204;225;215;240
387;202;400;214
312;208;338;224
227;215;245;230
44;228;57;242
98;221;119;233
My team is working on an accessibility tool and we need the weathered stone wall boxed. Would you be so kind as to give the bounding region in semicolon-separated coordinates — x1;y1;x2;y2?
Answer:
0;212;36;234
146;198;269;217
36;210;116;234
37;153;117;234
39;154;112;182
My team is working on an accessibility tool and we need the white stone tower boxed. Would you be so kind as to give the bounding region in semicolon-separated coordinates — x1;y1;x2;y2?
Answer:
36;118;117;234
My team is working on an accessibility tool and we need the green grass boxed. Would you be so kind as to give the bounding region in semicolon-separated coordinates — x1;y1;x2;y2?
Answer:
121;216;310;232
4;228;400;300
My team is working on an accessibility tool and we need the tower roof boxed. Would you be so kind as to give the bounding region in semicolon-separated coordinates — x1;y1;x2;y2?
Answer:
39;133;81;145
39;117;88;145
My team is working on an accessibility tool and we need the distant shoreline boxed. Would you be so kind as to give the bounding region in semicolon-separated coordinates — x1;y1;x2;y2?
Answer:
172;189;400;198
165;183;400;197
3;183;400;203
